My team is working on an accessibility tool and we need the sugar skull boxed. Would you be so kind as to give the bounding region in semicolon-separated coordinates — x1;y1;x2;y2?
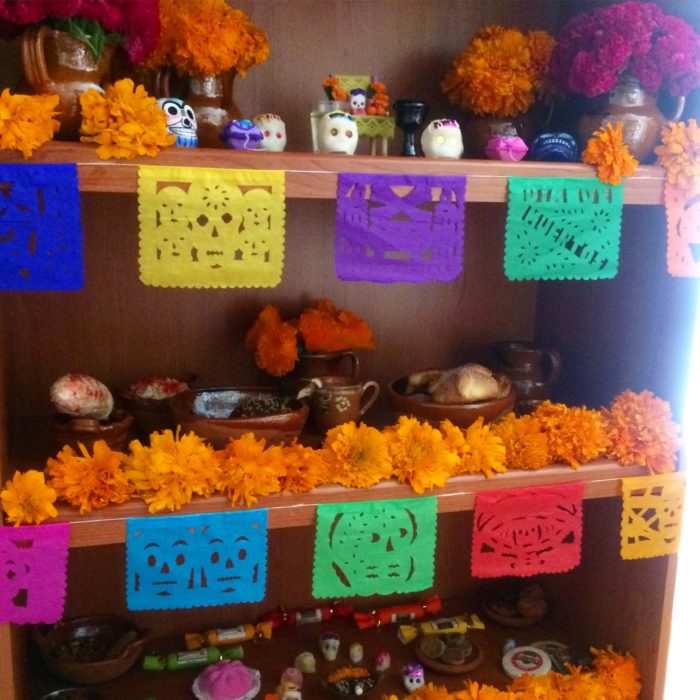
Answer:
157;98;198;148
280;682;302;700
421;119;464;159
349;642;363;663
530;132;578;162
294;652;317;674
401;663;425;692
319;111;358;155
220;119;264;150
349;88;367;115
253;113;287;152
485;132;528;161
373;651;391;672
319;630;340;661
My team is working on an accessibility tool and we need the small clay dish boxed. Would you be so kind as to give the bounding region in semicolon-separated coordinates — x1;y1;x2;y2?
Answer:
483;599;547;627
171;387;310;448
387;375;516;428
322;668;382;697
414;637;484;675
33;614;150;685
50;409;134;453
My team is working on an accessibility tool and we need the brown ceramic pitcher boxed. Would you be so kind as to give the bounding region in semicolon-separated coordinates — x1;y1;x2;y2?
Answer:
491;340;562;415
309;375;380;434
292;350;360;381
20;26;115;140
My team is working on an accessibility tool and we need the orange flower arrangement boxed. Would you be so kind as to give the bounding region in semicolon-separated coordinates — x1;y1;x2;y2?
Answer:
493;413;550;470
655;119;700;195
147;0;269;78
277;440;328;494
244;305;299;377
1;469;57;526
322;75;348;102
0;89;59;158
79;78;175;160
440;418;506;478
46;440;132;514
602;389;681;473
367;82;390;116
582;121;639;186
441;25;554;117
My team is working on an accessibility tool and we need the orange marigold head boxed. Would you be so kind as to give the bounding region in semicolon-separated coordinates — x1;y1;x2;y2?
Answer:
655;119;700;195
0;89;60;158
298;299;375;353
1;469;57;526
493;412;551;470
245;305;299;376
582;121;639;186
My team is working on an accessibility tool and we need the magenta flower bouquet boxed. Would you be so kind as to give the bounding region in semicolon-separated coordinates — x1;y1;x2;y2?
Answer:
550;1;700;98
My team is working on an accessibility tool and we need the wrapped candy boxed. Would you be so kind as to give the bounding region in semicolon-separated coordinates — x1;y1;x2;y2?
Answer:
185;622;273;651
397;614;484;645
262;604;354;629
354;595;441;630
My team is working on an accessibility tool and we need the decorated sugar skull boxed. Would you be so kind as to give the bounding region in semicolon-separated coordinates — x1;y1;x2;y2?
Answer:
421;119;464;159
485;125;528;161
280;682;302;700
319;111;358;155
401;663;425;692
373;651;391;672
530;132;578;162
220;119;264;150
253;113;287;152
349;88;367;115
294;651;316;674
319;630;340;661
349;642;363;663
157;97;198;148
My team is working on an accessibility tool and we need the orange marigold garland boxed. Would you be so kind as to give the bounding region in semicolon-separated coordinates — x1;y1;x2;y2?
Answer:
79;78;175;160
602;389;681;473
655;119;700;195
298;299;375;353
0;89;59;158
582;121;639;186
440;418;506;478
278;440;329;493
46;439;132;514
1;469;57;526
493;412;551;470
245;304;299;377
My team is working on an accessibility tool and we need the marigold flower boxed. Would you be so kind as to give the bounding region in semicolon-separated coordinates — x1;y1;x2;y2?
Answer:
125;429;219;513
655;119;700;195
440;418;506;478
244;304;299;377
1;469;57;526
79;78;175;160
493;413;550;470
278;440;329;493
323;422;392;488
582;121;639;186
298;299;375;353
384;416;459;493
602;389;681;473
0;89;59;158
46;439;132;514
215;433;285;506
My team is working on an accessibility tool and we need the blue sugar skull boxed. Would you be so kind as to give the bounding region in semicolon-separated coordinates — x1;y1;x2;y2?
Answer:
530;132;579;162
220;119;264;150
157;98;198;148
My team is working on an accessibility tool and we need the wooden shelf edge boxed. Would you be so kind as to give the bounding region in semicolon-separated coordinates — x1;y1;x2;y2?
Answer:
0;142;665;204
50;459;648;548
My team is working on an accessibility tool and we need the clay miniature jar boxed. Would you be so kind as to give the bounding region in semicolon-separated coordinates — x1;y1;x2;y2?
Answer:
51;409;134;454
292;350;360;381
309;375;380;434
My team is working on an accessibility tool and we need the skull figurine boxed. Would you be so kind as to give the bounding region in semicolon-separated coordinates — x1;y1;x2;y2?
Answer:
319;111;358;155
349;88;367;115
401;663;425;693
373;651;391;672
319;631;341;661
253;113;287;152
220;119;264;150
421;119;463;159
157;97;198;148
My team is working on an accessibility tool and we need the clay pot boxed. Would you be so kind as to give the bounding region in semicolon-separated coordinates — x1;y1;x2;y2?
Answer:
51;409;134;454
292;350;360;380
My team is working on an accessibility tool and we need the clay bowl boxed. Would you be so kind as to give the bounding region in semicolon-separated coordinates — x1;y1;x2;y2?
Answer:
50;409;134;454
33;615;150;685
387;374;516;428
170;387;310;448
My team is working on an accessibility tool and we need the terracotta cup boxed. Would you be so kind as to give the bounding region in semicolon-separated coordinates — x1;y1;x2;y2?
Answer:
309;375;380;433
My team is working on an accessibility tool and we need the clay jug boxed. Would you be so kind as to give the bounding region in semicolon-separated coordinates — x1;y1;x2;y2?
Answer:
156;69;241;148
292;351;360;381
576;75;685;163
491;340;561;415
20;26;115;141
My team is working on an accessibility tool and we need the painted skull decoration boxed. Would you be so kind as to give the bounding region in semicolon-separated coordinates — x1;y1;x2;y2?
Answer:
253;113;287;152
421;119;464;159
157;97;198;148
319;111;358;155
401;663;425;692
319;630;340;661
485;133;529;161
349;88;367;115
220;119;264;150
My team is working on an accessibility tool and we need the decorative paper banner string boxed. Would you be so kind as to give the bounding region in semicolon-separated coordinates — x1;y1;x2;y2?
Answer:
664;182;700;277
335;173;466;283
0;163;83;291
504;177;623;280
313;496;437;598
0;523;70;624
126;509;268;611
137;165;285;288
621;472;685;560
472;482;584;578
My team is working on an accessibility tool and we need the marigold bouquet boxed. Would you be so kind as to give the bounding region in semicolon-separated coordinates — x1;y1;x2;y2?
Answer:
441;25;554;117
550;1;700;98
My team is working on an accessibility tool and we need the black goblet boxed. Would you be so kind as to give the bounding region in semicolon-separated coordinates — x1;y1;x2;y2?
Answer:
393;99;429;156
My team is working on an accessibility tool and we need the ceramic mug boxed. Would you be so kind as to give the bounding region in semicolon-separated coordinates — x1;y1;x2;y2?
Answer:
309;375;380;433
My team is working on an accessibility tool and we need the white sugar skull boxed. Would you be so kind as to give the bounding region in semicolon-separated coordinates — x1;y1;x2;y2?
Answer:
254;113;287;152
349;88;367;115
421;118;464;159
319;111;358;155
157;97;198;148
373;652;391;672
280;682;302;700
349;642;363;663
319;631;340;661
401;663;425;693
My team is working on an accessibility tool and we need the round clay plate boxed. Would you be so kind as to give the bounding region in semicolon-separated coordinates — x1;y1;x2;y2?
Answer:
483;600;546;628
414;639;484;675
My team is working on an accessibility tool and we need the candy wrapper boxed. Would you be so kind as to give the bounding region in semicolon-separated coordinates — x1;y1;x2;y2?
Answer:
185;622;273;651
354;595;441;630
397;614;484;645
262;604;354;629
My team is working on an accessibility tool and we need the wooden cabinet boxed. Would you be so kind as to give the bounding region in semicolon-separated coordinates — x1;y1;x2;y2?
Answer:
0;2;698;699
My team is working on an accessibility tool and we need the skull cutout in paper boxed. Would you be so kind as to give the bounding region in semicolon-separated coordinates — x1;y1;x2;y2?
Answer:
1;537;32;609
319;111;358;155
157;98;198;148
136;532;199;599
421;119;464;159
253;113;287;152
666;187;700;276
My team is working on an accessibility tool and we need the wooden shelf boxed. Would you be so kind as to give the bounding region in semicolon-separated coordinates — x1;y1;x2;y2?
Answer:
0;142;665;204
47;460;647;548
